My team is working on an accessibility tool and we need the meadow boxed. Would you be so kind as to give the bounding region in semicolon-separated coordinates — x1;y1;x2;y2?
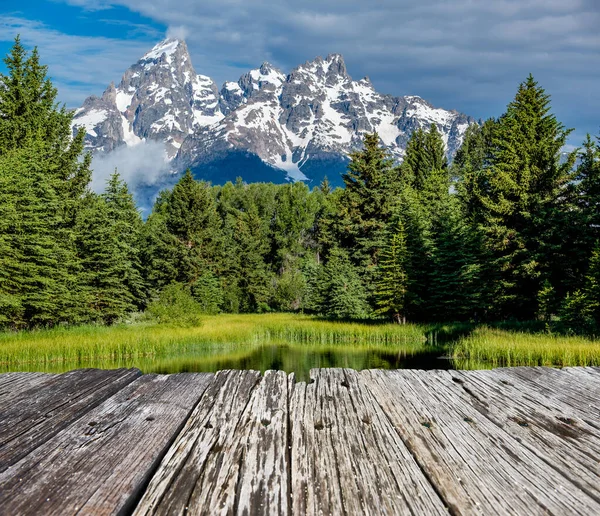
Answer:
0;314;599;378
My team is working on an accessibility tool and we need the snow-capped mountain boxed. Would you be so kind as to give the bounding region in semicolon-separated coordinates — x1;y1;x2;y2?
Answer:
73;38;476;188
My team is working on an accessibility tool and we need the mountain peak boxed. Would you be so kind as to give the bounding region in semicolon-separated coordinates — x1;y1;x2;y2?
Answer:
141;38;186;62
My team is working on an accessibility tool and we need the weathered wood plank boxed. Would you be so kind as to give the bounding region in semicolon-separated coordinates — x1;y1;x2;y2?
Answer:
0;368;140;471
0;373;213;515
449;369;600;503
290;368;448;515
0;372;55;407
493;367;600;420
362;369;600;514
134;369;263;515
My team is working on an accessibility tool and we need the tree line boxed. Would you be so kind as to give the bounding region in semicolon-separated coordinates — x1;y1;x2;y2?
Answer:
1;38;599;332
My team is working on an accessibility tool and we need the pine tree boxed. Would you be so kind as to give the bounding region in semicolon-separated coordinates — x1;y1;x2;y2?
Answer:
0;144;83;327
146;170;223;289
102;172;146;308
0;38;92;328
474;75;576;318
318;247;369;319
76;173;145;323
337;133;401;300
374;217;408;322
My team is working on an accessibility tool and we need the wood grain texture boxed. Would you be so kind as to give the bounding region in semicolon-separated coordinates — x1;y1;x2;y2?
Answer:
361;368;600;515
0;373;213;515
0;367;140;471
493;366;600;420
290;368;448;516
134;369;264;515
0;372;55;408
449;369;600;503
0;367;599;515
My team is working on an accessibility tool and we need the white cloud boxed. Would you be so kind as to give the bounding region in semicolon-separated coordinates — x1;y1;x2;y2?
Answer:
90;140;172;195
166;25;189;41
0;16;151;107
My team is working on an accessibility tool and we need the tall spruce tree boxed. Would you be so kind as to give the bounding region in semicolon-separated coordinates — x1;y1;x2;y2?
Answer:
317;247;369;319
76;173;145;323
474;75;576;318
337;133;401;299
374;217;408;322
0;37;92;328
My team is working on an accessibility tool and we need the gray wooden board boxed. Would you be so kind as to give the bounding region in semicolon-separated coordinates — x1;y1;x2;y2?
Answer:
289;368;448;516
0;368;141;471
0;372;55;408
0;373;213;515
361;368;600;515
493;367;600;421
134;369;264;515
449;369;600;503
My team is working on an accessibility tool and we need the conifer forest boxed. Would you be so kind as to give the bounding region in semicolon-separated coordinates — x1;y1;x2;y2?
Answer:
1;37;600;340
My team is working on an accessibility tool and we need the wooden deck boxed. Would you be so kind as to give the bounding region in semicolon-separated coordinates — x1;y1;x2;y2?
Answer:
0;367;599;515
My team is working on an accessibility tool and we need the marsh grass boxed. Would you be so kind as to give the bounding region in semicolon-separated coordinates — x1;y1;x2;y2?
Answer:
452;326;600;368
0;313;427;372
3;314;600;375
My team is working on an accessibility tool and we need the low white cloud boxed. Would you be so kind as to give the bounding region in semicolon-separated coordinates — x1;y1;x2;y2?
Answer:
90;140;172;194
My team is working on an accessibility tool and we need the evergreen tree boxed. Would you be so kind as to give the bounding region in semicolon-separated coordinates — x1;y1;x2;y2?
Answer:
0;144;83;327
337;133;401;299
76;173;145;323
318;247;369;319
474;75;576;318
144;170;223;292
0;38;92;328
374;217;408;323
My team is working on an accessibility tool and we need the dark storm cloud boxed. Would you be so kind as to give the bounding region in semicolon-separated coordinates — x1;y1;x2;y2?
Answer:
15;0;600;142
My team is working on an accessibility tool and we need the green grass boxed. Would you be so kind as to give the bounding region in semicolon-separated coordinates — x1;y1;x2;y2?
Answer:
451;326;600;369
2;314;600;376
0;313;427;373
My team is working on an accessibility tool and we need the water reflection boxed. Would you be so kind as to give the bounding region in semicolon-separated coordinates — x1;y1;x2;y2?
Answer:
1;343;452;382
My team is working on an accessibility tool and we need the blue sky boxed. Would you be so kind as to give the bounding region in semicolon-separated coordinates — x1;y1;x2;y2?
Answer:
1;0;598;149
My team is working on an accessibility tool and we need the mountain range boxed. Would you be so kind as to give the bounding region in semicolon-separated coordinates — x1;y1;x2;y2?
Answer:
72;38;476;199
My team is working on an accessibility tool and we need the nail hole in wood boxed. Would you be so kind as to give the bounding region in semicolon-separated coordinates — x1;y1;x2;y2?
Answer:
205;422;213;429
145;416;155;422
500;380;514;386
341;380;349;389
362;415;372;425
557;416;576;426
452;377;464;384
88;421;97;427
421;421;433;429
309;378;315;384
261;418;271;427
314;421;324;431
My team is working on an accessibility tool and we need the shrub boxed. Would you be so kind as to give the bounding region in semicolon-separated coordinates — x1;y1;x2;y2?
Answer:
145;283;203;326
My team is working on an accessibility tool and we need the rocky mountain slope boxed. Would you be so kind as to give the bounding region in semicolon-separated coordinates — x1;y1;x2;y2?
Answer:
73;38;476;188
